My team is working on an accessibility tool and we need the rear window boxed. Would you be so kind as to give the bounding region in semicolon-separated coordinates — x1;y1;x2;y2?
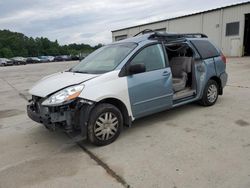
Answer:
190;40;220;59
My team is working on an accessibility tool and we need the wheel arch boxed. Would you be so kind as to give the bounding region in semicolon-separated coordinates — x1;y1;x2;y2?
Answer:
97;98;132;127
209;76;223;95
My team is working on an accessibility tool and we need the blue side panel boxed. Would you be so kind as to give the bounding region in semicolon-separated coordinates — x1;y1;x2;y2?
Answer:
213;56;226;76
127;68;173;119
194;58;217;99
204;58;217;81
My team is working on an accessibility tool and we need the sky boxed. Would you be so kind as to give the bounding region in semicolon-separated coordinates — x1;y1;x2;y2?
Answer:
0;0;249;46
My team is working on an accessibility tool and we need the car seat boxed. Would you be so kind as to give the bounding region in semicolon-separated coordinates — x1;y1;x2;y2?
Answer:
169;49;192;92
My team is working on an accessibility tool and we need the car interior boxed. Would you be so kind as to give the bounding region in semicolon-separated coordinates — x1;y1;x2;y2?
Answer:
164;43;197;101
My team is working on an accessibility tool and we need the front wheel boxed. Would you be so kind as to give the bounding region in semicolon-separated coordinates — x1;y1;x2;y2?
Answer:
88;103;123;146
199;80;219;106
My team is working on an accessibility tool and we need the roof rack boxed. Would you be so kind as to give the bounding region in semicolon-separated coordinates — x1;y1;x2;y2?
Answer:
183;33;208;38
134;29;155;37
149;32;208;39
133;29;208;40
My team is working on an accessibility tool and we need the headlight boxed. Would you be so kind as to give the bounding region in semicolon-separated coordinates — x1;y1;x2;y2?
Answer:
42;85;84;106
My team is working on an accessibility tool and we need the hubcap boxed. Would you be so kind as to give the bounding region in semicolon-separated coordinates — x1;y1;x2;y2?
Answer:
207;84;218;103
94;112;118;141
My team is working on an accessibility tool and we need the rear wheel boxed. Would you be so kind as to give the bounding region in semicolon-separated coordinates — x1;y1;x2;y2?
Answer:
199;80;219;106
88;103;123;146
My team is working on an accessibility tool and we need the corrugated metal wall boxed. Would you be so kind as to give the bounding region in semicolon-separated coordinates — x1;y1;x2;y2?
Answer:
112;3;250;57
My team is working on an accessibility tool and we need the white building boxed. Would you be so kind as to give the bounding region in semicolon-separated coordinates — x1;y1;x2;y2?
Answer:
112;2;250;57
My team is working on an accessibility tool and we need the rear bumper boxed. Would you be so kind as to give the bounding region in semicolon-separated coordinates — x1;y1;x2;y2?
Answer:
220;72;228;88
6;62;14;66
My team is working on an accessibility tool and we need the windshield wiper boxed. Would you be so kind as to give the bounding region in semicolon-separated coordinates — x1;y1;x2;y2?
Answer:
66;68;90;74
71;70;89;74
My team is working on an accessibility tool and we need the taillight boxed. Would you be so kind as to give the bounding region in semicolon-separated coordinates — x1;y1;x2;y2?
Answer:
221;54;226;64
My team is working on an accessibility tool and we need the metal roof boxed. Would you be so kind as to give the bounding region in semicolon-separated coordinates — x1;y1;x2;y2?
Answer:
112;1;250;33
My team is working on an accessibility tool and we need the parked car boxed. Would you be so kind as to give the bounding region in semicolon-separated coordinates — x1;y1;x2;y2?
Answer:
11;57;26;65
62;55;72;61
38;56;50;63
0;58;14;66
46;56;55;62
71;55;80;61
26;57;41;64
0;59;7;66
54;55;64;62
54;55;71;61
27;30;228;146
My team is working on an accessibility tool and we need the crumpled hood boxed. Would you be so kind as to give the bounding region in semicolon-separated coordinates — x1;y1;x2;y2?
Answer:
29;71;98;97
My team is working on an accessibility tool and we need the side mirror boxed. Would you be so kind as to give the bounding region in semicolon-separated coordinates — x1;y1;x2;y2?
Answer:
128;63;146;75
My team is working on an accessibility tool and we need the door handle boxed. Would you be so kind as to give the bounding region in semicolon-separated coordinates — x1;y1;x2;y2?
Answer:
162;71;170;76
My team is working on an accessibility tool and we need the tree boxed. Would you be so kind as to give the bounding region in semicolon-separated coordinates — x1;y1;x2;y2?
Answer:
0;47;13;58
0;29;102;58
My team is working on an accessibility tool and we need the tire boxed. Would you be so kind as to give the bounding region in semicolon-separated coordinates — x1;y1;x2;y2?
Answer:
199;79;219;106
88;103;123;146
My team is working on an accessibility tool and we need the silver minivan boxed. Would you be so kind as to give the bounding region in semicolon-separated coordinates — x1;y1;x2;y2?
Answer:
27;31;228;146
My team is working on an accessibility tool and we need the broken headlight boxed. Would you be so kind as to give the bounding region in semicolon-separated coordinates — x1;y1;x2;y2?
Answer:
42;85;84;106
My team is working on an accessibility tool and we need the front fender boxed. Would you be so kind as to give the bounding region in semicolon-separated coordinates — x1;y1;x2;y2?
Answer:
79;70;133;119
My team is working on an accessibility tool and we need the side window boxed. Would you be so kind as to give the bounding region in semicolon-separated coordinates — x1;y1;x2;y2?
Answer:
130;44;166;72
190;40;220;59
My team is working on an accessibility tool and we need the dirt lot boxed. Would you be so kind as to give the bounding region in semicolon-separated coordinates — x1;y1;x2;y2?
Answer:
0;58;250;188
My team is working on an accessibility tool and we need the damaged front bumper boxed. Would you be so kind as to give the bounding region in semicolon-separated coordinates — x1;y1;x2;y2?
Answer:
27;96;95;140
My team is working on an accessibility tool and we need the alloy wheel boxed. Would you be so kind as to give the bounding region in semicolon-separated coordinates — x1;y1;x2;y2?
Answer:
207;84;218;103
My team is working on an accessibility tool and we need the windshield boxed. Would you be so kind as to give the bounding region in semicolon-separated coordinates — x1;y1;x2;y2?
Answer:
70;42;137;74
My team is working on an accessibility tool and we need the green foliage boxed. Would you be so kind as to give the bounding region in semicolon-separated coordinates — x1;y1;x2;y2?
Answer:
0;47;13;58
0;29;103;58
